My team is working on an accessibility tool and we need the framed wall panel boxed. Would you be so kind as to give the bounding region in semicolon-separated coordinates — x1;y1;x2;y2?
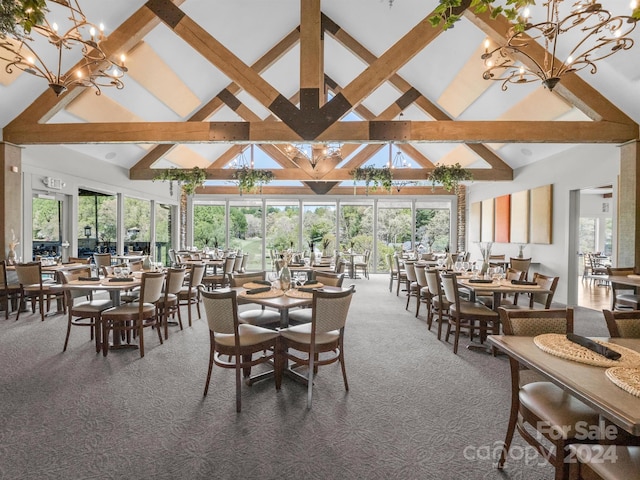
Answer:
481;198;494;242
469;202;482;243
530;184;553;244
494;194;510;243
510;190;529;244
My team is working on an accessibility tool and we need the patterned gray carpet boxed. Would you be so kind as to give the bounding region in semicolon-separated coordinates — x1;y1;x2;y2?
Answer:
0;275;608;480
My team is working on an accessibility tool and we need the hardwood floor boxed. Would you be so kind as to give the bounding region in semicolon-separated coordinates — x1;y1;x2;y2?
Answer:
577;275;611;311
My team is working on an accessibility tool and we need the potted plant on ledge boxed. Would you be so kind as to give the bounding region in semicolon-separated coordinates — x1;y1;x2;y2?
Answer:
153;166;206;196
350;165;393;195
427;163;473;193
231;167;274;195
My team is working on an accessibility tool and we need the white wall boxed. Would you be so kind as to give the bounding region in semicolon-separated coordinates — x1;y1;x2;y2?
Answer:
20;145;177;259
466;144;621;305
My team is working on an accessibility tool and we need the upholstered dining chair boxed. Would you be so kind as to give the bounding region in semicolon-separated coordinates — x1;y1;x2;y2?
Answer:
509;257;532;280
509;272;560;310
353;249;370;279
413;263;430;318
59;267;113;352
606;267;640;310
276;285;355;409
178;263;206;327
15;262;64;322
497;307;603;480
387;253;399;293
425;268;449;340
101;271;165;358
568;444;640;480
155;267;187;339
404;261;418;312
200;288;279;412
202;256;235;290
603;309;640;338
92;253;112;276
477;268;525;309
440;273;499;354
229;271;281;327
0;260;20;319
312;271;345;287
394;254;407;296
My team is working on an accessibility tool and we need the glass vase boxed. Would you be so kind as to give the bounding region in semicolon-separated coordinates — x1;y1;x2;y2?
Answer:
280;263;291;292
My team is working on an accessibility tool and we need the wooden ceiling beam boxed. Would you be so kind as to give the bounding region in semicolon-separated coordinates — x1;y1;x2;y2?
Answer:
6;120;636;144
197;185;460;196
300;0;324;109
323;13;511;174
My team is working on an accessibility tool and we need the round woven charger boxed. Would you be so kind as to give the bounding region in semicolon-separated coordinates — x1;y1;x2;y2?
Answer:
242;282;272;290
285;289;313;299
605;367;640;397
534;334;640;368
239;288;283;299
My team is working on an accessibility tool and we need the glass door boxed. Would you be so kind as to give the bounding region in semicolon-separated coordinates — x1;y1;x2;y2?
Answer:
32;193;63;261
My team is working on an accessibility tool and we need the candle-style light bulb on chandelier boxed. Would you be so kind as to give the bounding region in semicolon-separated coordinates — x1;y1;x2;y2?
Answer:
481;0;638;91
284;143;342;169
0;0;128;96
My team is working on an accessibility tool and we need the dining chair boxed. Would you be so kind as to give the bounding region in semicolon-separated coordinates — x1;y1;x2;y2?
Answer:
203;256;235;290
509;257;531;280
424;268;449;340
312;271;344;287
497;307;602;480
413;263;430;318
168;249;177;267
239;253;249;273
59;268;113;352
387;253;399;293
229;271;280;327
15;262;65;322
353;249;370;279
404;261;418;311
602;309;640;338
394;254;407;296
92;253;112;276
440;272;499;354
101;271;165;358
606;267;640;310
568;444;640;480
155;267;187;339
509;272;559;310
276;285;355;409
178;263;206;327
0;260;20;319
200;288;279;412
232;255;243;273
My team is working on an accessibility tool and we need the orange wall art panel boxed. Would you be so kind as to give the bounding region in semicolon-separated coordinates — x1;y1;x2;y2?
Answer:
494;194;511;243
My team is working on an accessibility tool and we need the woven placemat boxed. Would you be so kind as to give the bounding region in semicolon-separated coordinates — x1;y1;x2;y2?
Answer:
285;289;313;299
239;288;283;299
242;282;272;290
534;333;640;367
606;367;640;397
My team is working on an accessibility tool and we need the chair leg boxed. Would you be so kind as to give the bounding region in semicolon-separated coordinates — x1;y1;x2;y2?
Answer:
235;363;242;413
307;345;315;409
203;341;215;396
63;313;72;352
138;321;145;358
453;320;461;354
498;398;519;469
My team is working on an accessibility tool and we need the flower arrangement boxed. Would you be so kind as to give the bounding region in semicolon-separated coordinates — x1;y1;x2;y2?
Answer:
153;166;206;196
231;166;274;195
350;165;393;195
0;0;47;38
427;162;473;193
477;241;493;274
7;228;19;264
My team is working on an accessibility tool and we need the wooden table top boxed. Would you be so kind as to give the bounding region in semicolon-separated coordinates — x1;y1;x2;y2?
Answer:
488;335;640;436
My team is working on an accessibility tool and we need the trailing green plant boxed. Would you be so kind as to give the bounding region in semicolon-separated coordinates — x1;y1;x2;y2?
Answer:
350;165;393;195
231;166;274;195
0;0;47;38
429;0;640;31
427;162;473;193
153;166;206;196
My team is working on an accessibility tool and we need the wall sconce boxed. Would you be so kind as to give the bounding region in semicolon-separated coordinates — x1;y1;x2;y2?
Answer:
10;166;18;173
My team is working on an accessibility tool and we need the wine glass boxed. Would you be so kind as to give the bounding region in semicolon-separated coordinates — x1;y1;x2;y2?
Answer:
436;257;445;269
454;261;462;273
113;266;122;278
462;261;470;273
471;263;481;279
